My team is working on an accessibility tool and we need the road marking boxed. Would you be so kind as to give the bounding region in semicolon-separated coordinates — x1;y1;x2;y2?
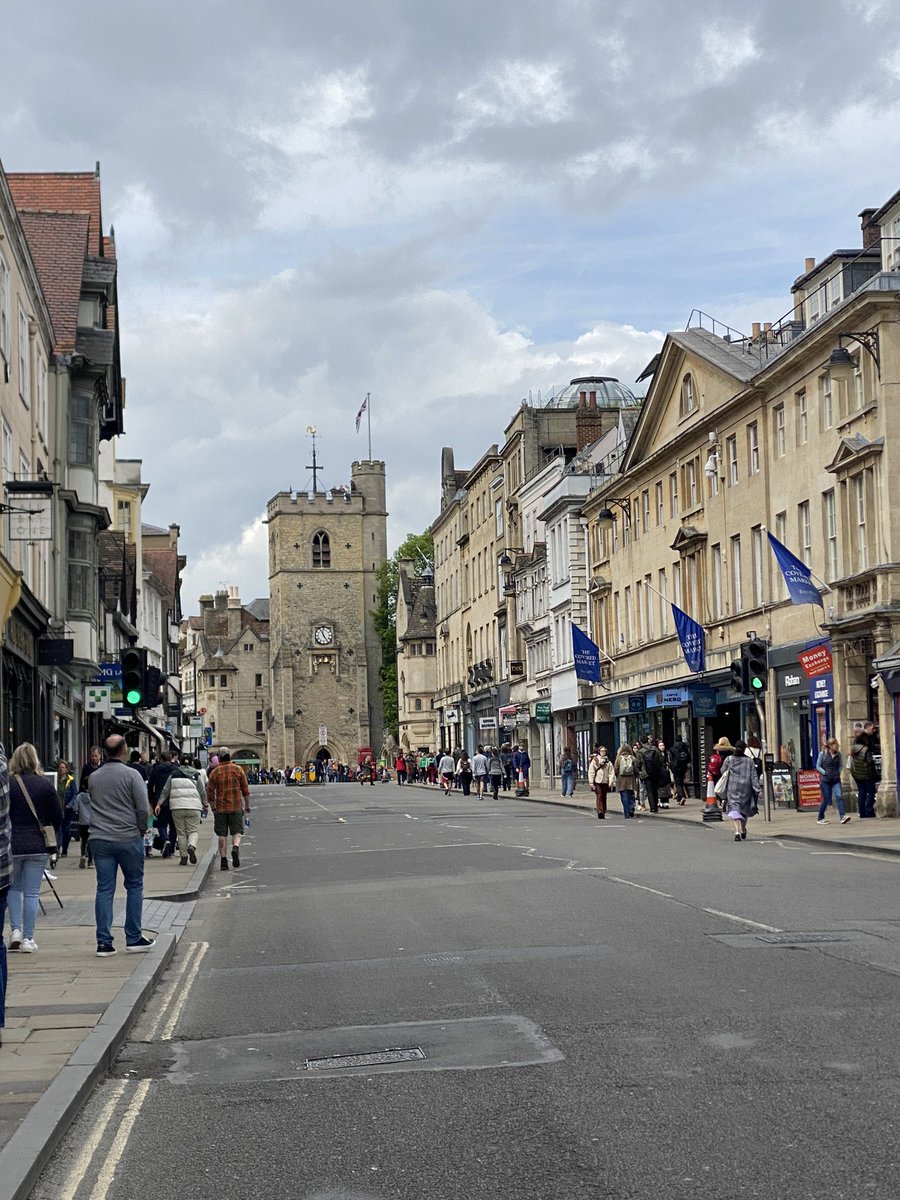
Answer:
297;791;347;822
59;1079;126;1200
143;942;202;1040
159;941;209;1041
609;876;674;899
90;1080;151;1200
702;907;782;933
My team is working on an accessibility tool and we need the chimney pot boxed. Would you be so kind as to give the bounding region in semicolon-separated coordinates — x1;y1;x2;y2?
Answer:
589;390;597;409
805;257;816;273
578;390;587;409
751;322;761;338
859;207;880;250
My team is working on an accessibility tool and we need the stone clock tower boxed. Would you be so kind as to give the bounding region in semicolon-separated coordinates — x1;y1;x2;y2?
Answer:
266;459;387;769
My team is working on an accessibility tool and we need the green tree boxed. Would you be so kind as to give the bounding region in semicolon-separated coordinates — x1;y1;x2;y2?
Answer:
373;530;434;742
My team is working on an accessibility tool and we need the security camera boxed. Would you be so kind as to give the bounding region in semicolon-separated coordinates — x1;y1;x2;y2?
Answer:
708;431;717;444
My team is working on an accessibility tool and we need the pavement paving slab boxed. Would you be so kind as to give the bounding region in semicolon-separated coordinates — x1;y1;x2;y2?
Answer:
0;833;218;1200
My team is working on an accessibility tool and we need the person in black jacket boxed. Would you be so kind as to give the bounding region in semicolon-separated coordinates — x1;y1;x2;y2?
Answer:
668;738;691;805
79;745;102;792
147;751;177;857
6;743;61;953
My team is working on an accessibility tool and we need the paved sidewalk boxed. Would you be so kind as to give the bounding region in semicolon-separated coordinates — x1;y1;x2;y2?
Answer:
0;833;217;1200
405;778;900;855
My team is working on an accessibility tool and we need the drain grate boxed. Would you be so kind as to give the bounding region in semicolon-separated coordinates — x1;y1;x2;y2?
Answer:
305;1047;426;1071
756;932;847;946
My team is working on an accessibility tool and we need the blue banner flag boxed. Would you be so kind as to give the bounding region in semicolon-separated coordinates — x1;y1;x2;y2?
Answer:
767;533;823;608
671;604;706;674
572;624;601;683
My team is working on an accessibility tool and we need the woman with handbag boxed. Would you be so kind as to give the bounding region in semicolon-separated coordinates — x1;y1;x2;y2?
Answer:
6;743;61;953
717;739;760;842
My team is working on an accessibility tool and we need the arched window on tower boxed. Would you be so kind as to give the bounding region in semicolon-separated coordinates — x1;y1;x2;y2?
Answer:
312;530;331;568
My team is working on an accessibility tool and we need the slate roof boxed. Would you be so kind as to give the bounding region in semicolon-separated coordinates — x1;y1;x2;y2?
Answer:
668;328;759;383
7;171;104;255
14;211;89;353
398;569;436;640
246;598;270;621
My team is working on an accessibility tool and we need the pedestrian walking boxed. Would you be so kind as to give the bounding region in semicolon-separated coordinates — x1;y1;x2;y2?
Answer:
588;746;615;819
500;744;513;792
73;787;93;868
472;747;488;797
438;750;455;795
88;735;155;956
56;760;76;856
613;744;637;818
849;732;876;818
148;751;178;857
6;744;61;955
207;748;250;871
513;744;531;794
816;737;851;825
395;752;407;786
487;747;503;800
456;752;473;796
558;747;576;798
159;758;208;864
359;754;376;785
706;737;733;809
718;739;760;842
637;735;666;813
668;737;691;805
79;746;102;792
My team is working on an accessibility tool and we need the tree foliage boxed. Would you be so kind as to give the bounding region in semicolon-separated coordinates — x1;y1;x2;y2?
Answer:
373;530;434;742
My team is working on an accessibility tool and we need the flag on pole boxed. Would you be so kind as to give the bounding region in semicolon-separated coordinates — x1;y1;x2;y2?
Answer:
355;395;368;433
767;532;823;608
671;604;706;673
572;624;601;683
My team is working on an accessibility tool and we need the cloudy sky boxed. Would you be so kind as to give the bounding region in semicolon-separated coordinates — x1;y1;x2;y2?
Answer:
3;0;900;608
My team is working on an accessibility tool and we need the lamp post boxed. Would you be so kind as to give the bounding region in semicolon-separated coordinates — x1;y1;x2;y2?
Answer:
826;329;881;384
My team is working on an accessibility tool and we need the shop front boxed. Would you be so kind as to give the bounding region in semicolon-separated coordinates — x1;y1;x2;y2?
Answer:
775;665;811;772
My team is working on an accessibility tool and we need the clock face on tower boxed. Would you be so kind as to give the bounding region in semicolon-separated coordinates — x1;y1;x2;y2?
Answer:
314;625;334;646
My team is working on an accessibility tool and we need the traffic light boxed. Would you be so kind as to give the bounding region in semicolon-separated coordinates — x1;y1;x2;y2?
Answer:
120;646;147;709
729;657;748;694
145;665;164;708
744;637;768;694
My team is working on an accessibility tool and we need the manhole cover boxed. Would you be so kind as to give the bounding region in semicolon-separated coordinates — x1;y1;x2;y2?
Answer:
756;932;847;946
305;1047;426;1070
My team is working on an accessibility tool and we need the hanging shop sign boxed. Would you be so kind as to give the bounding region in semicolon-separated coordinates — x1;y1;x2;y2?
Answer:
479;716;498;730
646;687;689;710
798;641;833;679
534;701;551;724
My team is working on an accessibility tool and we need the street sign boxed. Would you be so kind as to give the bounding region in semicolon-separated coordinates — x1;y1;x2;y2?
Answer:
479;717;497;730
318;724;328;746
85;686;111;714
199;707;207;715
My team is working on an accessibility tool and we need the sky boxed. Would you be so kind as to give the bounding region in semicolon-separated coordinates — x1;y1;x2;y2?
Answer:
3;0;900;610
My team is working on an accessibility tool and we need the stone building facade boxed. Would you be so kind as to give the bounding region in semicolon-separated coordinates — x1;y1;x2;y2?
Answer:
180;588;270;766
267;459;387;769
583;196;900;814
396;561;438;754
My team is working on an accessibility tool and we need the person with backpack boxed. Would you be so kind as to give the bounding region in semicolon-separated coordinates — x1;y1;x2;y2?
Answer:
558;747;576;798
849;732;876;818
816;737;850;825
637;734;666;814
587;746;615;819
613;744;637;818
668;738;691;805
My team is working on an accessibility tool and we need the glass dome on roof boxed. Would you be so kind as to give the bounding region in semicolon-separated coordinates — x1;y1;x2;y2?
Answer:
544;376;640;409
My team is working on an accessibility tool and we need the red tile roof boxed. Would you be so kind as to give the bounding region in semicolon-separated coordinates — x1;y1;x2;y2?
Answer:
7;171;104;256
16;211;89;353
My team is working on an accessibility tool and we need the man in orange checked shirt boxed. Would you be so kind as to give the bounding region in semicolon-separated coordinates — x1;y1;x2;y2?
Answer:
207;748;250;871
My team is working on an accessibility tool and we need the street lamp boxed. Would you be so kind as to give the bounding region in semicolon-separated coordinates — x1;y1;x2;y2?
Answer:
826;328;880;384
596;498;632;530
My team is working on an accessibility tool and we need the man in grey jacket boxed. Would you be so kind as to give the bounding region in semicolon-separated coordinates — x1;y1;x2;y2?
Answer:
88;735;155;956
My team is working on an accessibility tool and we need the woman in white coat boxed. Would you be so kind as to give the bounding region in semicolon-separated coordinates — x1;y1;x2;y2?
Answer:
159;758;208;865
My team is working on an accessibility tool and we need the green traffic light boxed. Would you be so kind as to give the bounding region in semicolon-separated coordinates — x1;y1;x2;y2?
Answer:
125;688;143;706
751;677;763;689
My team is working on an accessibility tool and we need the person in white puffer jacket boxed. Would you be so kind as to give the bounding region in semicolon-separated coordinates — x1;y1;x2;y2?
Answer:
158;757;207;866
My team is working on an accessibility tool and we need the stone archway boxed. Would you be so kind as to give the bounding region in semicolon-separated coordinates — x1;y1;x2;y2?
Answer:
302;736;349;766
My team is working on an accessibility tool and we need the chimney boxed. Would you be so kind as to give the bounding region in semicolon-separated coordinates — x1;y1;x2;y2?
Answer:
578;390;587;409
199;594;214;613
588;390;597;409
226;586;242;638
214;589;228;612
751;322;761;339
859;208;879;250
804;257;816;274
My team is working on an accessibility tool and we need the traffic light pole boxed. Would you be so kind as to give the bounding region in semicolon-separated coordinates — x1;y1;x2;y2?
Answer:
753;694;773;823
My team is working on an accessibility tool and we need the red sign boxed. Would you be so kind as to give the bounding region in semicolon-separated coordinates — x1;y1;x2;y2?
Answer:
798;643;833;679
796;769;822;811
199;707;207;715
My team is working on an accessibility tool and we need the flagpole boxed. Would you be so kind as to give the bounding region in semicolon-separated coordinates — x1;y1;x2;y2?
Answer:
366;392;372;461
